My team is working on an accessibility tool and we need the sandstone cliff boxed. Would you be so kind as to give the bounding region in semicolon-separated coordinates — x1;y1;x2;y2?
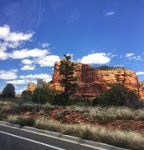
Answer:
140;81;144;89
50;62;144;100
140;81;144;100
26;82;37;93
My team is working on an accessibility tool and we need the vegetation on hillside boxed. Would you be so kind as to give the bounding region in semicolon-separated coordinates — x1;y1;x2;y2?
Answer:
0;99;144;150
7;114;144;150
93;84;139;107
32;87;57;104
21;90;33;101
94;65;125;70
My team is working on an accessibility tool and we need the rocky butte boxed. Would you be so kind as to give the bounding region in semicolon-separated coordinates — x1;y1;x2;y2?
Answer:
50;62;144;100
26;82;37;93
26;81;48;93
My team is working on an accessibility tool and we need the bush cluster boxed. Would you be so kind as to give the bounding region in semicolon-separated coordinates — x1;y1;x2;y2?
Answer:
93;84;139;107
20;83;140;107
8;115;35;126
21;87;57;105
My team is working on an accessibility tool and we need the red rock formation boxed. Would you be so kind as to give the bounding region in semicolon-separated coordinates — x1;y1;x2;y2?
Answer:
50;62;144;100
26;82;37;93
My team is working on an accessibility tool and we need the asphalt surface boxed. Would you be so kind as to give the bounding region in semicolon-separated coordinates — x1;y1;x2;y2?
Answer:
0;124;98;150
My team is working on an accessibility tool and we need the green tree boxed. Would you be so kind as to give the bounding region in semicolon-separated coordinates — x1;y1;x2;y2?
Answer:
32;87;57;104
21;90;33;101
93;84;139;106
2;83;15;98
58;55;77;102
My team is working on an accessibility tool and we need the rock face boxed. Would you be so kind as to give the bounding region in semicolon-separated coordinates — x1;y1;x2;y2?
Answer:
140;81;144;89
140;81;144;100
50;62;144;100
26;82;37;93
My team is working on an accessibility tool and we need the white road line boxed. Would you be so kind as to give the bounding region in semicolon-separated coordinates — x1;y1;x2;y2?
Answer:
0;130;66;150
0;123;100;150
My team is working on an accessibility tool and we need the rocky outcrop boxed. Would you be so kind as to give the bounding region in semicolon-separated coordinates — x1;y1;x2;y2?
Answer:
50;62;144;100
26;82;37;93
26;81;48;93
140;81;144;89
140;82;144;100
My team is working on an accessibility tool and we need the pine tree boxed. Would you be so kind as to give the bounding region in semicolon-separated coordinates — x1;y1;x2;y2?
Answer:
58;55;77;100
2;83;15;98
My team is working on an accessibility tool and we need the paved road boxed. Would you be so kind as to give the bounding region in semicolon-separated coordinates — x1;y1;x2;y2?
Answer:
0;124;98;150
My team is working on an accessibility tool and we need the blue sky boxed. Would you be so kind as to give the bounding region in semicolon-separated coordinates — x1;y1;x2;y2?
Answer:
0;0;144;94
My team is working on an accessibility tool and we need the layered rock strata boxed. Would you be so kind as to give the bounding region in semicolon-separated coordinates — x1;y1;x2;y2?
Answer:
50;62;144;100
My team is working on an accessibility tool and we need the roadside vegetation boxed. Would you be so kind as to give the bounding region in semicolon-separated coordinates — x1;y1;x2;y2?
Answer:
0;55;144;150
7;115;144;150
1;90;144;150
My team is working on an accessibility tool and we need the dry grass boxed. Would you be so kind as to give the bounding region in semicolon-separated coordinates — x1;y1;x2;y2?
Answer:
6;113;144;150
1;100;144;122
67;106;144;121
35;118;144;150
0;101;16;116
7;115;35;126
0;101;16;110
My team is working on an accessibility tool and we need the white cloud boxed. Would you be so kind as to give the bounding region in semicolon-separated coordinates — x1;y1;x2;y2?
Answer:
0;51;9;60
105;11;115;16
136;72;144;75
0;42;9;52
0;25;10;39
10;48;49;59
21;65;35;71
0;25;33;43
41;42;50;48
0;25;34;60
125;53;142;61
0;69;17;80
136;55;142;61
37;55;60;67
5;32;32;43
125;53;134;58
21;59;35;71
110;54;117;58
21;59;33;65
20;73;52;81
7;79;29;85
0;25;33;59
114;64;124;67
80;53;111;65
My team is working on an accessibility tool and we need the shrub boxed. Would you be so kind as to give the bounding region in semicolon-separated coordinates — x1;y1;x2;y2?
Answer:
69;97;92;106
55;110;70;119
8;115;35;126
13;103;39;113
32;87;57;104
52;95;92;106
41;103;56;113
21;90;32;101
52;92;68;106
93;84;139;106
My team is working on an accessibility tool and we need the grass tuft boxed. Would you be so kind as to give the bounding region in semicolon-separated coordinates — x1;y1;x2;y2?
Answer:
7;115;35;126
